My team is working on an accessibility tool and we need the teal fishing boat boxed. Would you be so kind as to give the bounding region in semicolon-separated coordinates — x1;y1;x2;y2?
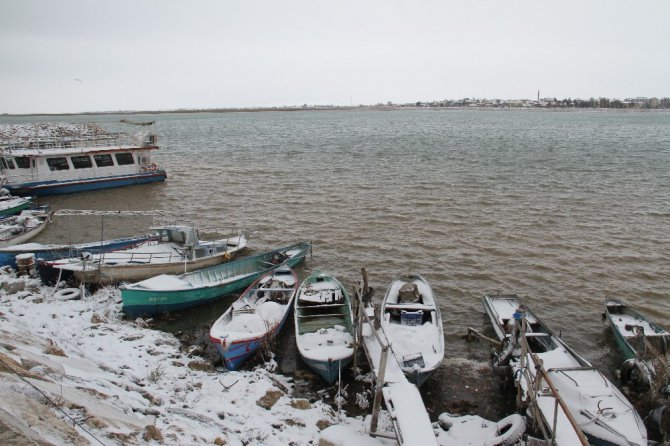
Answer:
120;241;311;318
294;271;354;385
605;298;670;361
0;194;32;217
604;298;670;392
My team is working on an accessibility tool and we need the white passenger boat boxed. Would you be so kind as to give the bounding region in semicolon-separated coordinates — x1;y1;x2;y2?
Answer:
0;122;166;196
45;225;247;285
483;294;648;446
381;274;444;387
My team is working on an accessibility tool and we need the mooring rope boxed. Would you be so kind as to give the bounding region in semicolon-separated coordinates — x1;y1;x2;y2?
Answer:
0;355;107;446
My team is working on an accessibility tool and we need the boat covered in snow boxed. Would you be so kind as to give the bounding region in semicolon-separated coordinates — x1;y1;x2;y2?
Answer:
0;207;52;249
605;298;670;392
380;274;444;387
294;271;354;385
209;265;298;370
0;188;32;216
44;225;247;285
1;234;154;269
483;294;647;446
120;241;310;318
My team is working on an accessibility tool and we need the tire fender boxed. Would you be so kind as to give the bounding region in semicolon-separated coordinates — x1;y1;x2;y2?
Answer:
485;414;526;446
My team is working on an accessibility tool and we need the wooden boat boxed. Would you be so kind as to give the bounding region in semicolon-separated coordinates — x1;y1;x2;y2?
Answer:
1;234;154;269
209;265;298;370
380;274;444;387
0;191;32;217
0;122;166;196
0;208;52;249
483;294;647;446
604;298;670;390
45;225;247;285
120;241;310;318
294;271;354;385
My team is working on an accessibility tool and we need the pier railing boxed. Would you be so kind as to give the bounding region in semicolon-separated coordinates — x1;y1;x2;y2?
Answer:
352;268;392;436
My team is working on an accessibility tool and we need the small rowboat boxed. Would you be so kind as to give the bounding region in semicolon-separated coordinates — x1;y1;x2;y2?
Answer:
604;298;670;391
0;208;52;249
381;274;444;387
209;265;298;370
0;193;32;217
294;271;354;385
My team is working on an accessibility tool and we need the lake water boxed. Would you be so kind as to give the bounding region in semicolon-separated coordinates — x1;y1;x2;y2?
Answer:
3;108;669;423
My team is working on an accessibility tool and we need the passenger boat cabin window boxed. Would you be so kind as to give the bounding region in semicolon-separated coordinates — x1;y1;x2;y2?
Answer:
94;154;114;167
115;153;134;165
1;158;15;169
14;157;31;169
46;157;70;171
71;155;93;169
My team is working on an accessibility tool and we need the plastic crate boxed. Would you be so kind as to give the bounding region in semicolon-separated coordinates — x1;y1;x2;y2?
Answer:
400;310;422;326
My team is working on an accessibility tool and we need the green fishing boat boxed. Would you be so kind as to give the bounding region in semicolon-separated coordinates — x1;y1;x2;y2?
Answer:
120;241;311;318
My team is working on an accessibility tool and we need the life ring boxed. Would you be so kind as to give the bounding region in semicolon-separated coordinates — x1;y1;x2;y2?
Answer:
150;163;157;172
486;414;525;446
54;287;81;301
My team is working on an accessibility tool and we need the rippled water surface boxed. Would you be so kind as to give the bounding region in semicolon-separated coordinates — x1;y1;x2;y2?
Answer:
3;109;669;421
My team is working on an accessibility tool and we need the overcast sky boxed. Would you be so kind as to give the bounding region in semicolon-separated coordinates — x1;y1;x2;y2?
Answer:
1;0;669;114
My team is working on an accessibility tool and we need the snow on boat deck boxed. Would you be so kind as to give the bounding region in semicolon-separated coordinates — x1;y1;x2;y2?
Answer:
361;306;437;445
610;312;660;339
535;396;584;446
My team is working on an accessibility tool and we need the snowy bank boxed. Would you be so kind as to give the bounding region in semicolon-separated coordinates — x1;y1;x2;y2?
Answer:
0;268;384;445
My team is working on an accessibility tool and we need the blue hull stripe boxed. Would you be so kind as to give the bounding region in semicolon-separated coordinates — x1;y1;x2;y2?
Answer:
6;171;167;196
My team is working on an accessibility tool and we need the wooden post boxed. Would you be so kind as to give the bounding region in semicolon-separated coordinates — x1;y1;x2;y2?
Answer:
370;344;389;433
361;267;369;296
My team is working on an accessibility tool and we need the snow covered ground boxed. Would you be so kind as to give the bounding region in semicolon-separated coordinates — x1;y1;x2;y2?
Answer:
0;267;520;445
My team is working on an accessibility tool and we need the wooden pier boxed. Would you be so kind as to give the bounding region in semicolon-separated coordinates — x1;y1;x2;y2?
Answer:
352;269;437;445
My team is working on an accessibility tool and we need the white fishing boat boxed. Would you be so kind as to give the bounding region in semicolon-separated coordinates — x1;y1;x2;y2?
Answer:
483;294;648;446
381;274;444;387
45;224;247;285
0;208;52;248
0;122;166;196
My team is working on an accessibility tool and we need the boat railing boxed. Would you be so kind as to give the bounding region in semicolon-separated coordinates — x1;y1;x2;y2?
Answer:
99;249;185;264
352;268;392;437
0;132;153;152
515;316;590;446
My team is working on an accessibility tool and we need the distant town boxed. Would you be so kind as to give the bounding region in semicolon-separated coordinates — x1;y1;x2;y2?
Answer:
3;96;670;116
401;96;670;109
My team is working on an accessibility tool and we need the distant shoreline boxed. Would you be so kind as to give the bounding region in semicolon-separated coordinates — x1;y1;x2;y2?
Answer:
2;104;669;118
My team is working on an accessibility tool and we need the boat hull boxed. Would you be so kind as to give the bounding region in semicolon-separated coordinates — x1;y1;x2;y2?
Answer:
294;271;354;384
121;242;310;318
0;215;50;249
72;249;235;285
215;314;291;371
0;235;151;268
5;171;167;197
122;276;258;318
0;198;31;216
302;356;353;385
